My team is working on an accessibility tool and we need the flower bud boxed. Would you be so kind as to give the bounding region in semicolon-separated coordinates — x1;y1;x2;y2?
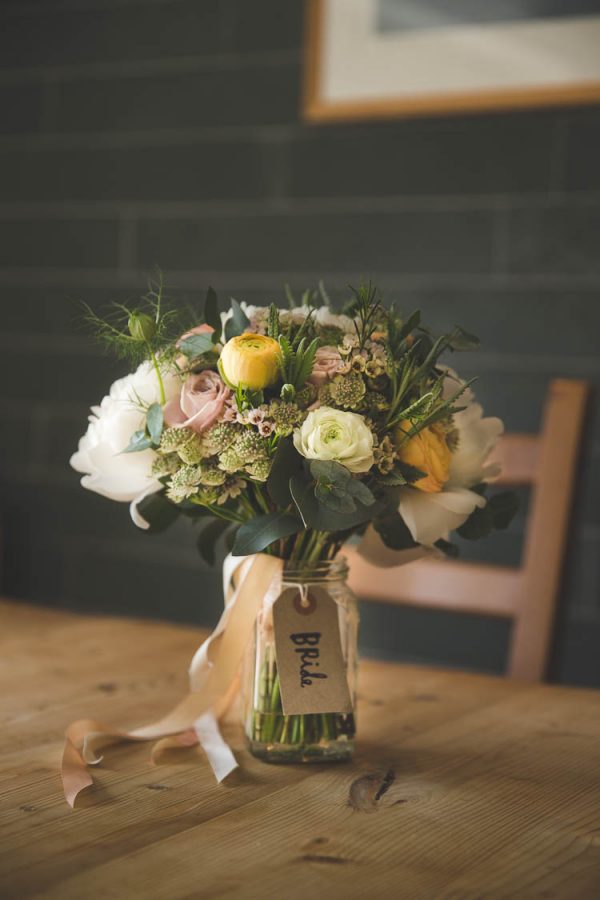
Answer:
128;312;156;342
220;334;281;390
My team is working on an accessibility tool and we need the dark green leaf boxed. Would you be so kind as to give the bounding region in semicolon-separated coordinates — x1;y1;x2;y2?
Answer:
488;491;520;530
196;517;230;566
396;309;420;344
434;538;460;558
203;286;221;337
146;402;163;445
457;505;494;540
135;491;180;532
372;510;418;551
376;463;426;487
458;490;519;540
397;462;427;483
224;525;239;553
231;511;302;556
267;438;304;506
224;298;250;341
122;429;153;454
179;332;215;358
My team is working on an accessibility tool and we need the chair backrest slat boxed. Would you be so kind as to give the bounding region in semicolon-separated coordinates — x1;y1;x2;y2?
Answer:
346;554;522;617
489;434;540;486
347;379;588;682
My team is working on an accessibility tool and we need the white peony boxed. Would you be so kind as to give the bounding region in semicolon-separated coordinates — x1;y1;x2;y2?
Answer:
70;361;181;517
293;406;374;474
398;373;503;546
314;306;356;333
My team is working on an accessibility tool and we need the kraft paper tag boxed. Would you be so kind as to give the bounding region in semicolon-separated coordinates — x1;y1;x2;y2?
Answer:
272;586;352;716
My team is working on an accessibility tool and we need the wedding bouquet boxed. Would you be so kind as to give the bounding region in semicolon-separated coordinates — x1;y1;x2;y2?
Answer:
71;278;516;766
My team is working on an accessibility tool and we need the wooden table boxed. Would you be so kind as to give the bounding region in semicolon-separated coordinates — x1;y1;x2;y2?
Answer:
1;599;599;899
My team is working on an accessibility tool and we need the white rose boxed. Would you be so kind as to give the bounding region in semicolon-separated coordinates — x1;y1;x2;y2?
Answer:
70;361;181;520
293;406;374;474
398;372;504;546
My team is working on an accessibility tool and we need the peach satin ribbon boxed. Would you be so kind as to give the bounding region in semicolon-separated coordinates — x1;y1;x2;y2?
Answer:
61;553;283;808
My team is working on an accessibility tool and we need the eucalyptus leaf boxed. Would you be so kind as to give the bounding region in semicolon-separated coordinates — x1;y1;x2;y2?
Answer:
122;430;153;454
315;487;356;514
179;332;215;358
290;473;378;531
231;511;302;556
146;402;163;445
346;478;376;506
309;459;351;487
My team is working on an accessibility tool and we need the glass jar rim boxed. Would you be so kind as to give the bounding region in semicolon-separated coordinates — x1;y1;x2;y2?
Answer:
282;554;349;583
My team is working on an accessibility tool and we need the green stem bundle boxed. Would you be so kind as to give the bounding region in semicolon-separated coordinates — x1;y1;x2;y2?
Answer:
249;648;355;755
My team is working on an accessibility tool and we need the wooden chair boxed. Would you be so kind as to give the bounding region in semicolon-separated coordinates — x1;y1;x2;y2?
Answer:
347;379;589;682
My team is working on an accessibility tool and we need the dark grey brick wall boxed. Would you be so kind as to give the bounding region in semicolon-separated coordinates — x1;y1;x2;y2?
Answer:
1;0;598;685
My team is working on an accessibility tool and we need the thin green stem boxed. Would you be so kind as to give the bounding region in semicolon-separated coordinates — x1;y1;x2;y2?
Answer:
149;346;166;406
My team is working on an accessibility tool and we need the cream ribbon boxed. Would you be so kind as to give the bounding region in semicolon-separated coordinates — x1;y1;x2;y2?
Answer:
61;552;283;808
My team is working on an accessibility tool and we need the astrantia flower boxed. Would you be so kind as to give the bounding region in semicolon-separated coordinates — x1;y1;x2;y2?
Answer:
397;374;503;546
70;361;180;505
325;372;366;410
293;406;374;474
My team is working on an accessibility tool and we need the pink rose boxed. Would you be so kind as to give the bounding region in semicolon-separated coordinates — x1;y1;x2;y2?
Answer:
164;370;231;434
308;346;343;386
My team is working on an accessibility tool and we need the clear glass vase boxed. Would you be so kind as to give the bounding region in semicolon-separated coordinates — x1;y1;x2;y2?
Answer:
242;556;358;763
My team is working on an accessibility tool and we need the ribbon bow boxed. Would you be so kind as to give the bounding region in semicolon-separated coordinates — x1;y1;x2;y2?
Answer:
61;553;283;808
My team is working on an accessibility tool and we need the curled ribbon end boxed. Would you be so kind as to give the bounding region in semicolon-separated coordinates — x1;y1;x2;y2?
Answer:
62;735;95;809
60;553;283;805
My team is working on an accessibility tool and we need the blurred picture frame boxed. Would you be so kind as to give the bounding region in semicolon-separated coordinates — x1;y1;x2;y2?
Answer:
304;0;600;122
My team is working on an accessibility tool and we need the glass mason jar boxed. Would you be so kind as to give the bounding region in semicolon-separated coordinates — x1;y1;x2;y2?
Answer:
242;556;359;763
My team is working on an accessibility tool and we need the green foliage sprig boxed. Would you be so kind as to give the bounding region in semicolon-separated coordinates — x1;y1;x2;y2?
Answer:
80;271;199;366
278;334;319;392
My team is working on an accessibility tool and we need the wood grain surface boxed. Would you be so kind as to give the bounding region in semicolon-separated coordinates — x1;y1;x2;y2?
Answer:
1;599;599;899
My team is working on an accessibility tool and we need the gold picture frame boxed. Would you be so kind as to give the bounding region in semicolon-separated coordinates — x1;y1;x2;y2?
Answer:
304;0;600;123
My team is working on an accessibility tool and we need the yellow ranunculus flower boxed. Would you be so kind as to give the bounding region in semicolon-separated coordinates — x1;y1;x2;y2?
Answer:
220;333;281;390
395;420;452;493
